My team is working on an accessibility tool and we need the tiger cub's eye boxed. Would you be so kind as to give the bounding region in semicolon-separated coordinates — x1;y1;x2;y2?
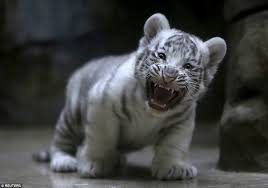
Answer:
183;63;194;70
157;52;166;60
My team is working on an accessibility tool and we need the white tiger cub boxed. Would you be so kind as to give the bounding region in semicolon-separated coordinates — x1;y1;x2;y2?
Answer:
34;13;226;180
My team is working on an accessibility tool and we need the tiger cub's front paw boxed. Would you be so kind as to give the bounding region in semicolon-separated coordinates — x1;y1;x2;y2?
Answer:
152;160;197;180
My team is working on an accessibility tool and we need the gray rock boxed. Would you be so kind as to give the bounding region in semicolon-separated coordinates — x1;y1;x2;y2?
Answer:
224;0;268;22
219;11;268;171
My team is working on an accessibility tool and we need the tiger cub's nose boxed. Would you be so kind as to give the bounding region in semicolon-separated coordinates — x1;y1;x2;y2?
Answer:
162;66;178;84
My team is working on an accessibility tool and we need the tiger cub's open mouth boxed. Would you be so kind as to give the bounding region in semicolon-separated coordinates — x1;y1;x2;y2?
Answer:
146;80;185;112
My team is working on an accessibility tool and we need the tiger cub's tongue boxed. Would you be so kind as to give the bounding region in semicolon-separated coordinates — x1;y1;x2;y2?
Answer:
153;87;172;105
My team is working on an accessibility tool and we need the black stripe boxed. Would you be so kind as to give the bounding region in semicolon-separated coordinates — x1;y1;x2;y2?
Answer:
193;71;203;94
164;104;192;124
121;88;132;122
167;34;182;41
135;50;150;78
102;62;124;104
160;109;193;138
164;40;174;48
167;116;189;129
189;41;197;56
197;54;202;65
149;57;157;63
54;121;78;155
154;41;160;51
151;52;157;58
176;80;186;84
57;112;78;141
112;104;124;121
131;82;138;104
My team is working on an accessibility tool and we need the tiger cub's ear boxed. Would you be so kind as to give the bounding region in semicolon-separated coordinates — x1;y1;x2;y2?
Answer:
139;13;170;47
204;37;227;86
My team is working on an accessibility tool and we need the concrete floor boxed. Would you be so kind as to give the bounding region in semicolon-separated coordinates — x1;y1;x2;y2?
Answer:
1;126;268;188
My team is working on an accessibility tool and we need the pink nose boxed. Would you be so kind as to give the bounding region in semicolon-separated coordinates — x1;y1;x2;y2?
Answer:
162;66;178;84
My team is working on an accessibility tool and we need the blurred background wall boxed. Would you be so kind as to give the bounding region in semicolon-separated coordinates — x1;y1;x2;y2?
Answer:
0;0;225;126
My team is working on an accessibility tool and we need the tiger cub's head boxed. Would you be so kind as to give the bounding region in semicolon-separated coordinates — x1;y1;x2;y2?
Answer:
135;13;226;112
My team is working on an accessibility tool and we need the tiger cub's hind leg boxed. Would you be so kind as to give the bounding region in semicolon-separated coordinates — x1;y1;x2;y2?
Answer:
50;110;82;173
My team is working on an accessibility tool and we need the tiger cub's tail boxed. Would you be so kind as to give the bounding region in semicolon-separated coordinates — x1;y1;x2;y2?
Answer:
32;149;51;163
